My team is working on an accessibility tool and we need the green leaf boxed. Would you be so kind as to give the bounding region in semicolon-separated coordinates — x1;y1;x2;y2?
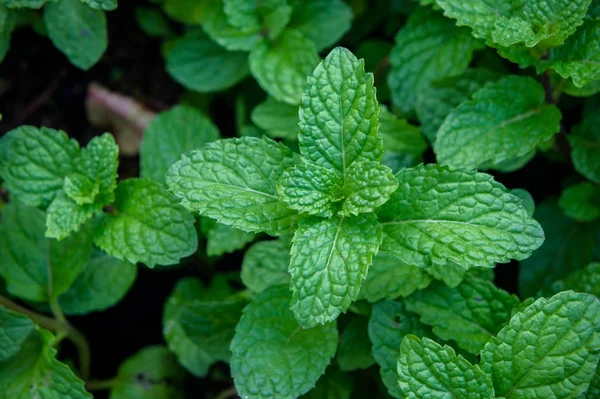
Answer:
340;161;398;216
288;0;352;51
570;117;600;185
140;105;220;184
540;20;600;87
249;29;319;105
0;306;34;363
109;346;185;399
0;0;49;8
481;291;600;399
0;201;92;302
336;316;375;371
368;301;434;399
0;316;92;399
359;250;432;303
519;200;600;297
397;335;495;399
378;164;545;270
301;366;352;399
80;0;117;11
162;0;211;25
559;182;600;222
165;31;250;93
94;178;198;267
58;250;137;315
0;6;16;63
251;96;300;140
510;188;536;217
0;126;78;208
416;68;501;143
581;370;600;399
201;0;262;51
241;238;291;293
179;298;245;363
435;76;561;169
388;8;483;113
546;263;600;297
44;0;107;70
223;0;292;40
299;47;382;172
378;106;428;166
166;137;301;236
135;6;172;38
204;220;255;257
46;191;100;240
404;275;520;354
424;261;468;288
230;286;338;399
163;278;213;377
289;214;382;328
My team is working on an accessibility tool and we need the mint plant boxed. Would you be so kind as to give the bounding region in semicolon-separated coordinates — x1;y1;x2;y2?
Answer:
1;1;600;398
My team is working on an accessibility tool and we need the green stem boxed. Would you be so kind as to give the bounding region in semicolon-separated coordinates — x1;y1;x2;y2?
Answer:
86;378;119;391
214;386;237;399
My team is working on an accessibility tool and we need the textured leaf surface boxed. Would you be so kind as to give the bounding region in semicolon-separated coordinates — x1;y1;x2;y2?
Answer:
46;192;100;240
58;250;137;315
44;0;107;70
201;0;262;51
109;346;185;399
559;182;600;222
165;31;250;93
301;366;351;399
378;106;427;165
435;76;561;169
230;286;338;399
0;307;34;363
481;291;600;399
405;275;520;354
388;8;483;113
166;137;300;236
397;335;495;399
249;30;319;105
510;188;535;217
94;178;197;267
141;105;220;184
80;0;117;11
336;316;375;371
251;96;299;140
546;263;600;297
288;0;352;51
435;0;514;41
204;220;255;257
0;201;92;302
368;301;434;399
290;214;382;328
0;0;49;8
299;47;382;173
359;250;432;303
223;0;291;40
378;164;545;270
341;161;398;216
519;200;600;297
241;239;291;293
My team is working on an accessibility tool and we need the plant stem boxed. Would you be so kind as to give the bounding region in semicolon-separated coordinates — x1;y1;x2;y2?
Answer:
86;378;119;391
214;386;238;399
541;71;572;162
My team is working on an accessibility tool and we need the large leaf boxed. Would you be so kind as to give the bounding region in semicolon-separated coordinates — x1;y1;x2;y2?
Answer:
287;0;352;51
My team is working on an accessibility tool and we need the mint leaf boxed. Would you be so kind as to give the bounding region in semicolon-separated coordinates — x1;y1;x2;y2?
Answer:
519;200;600;297
204;220;255;257
94;178;197;267
299;47;382;172
0;306;34;362
162;0;210;25
397;335;495;399
341;161;398;216
378;106;427;167
368;301;434;399
581;370;600;398
559;182;600;222
43;0;107;70
546;263;600;297
251;96;300;140
416;68;500;143
201;0;262;51
241;238;291;293
424;261;468;288
223;0;291;40
388;8;483;113
0;126;78;208
58;250;137;315
109;346;185;399
0;6;15;62
378;164;545;270
337;316;375;371
289;214;382;328
0;201;92;302
570;116;600;185
46;191;100;240
510;188;536;217
288;0;352;51
249;29;319;105
302;366;351;399
135;6;172;38
435;0;514;41
435;76;561;169
140;105;220;184
0;0;49;8
359;250;432;303
481;291;600;399
165;31;250;93
166;137;301;236
405;275;520;354
80;0;117;11
230;285;338;399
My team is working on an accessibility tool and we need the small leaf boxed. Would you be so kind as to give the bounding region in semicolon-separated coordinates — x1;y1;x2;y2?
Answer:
94;178;198;267
510;188;535;217
204;220;255;257
570;118;600;185
435;76;561;169
230;286;338;399
223;0;291;40
166;137;301;236
201;0;262;51
0;306;34;363
336;316;375;371
140;105;220;184
559;182;600;222
249;29;319;105
481;291;600;399
288;0;352;51
44;0;108;70
161;0;210;25
290;214;382;328
397;335;495;399
46;191;100;240
251;96;300;140
241;238;291;293
165;31;250;93
341;161;398;216
378;164;545;270
404;275;520;354
80;0;117;11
